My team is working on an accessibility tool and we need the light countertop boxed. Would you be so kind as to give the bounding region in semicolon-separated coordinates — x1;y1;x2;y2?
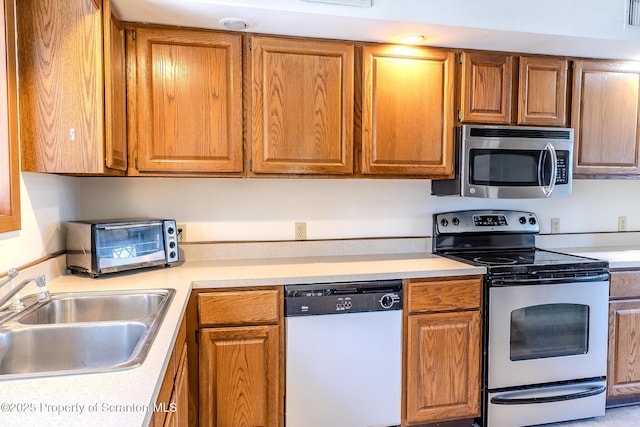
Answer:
554;246;640;270
0;252;483;427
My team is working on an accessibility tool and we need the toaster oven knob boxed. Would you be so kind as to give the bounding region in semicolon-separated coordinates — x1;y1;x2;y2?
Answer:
452;217;460;226
440;218;449;227
167;227;175;234
519;216;527;224
170;251;177;259
529;217;537;225
169;242;176;249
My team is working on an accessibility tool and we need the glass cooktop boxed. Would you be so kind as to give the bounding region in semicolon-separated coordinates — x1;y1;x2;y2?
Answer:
442;248;608;274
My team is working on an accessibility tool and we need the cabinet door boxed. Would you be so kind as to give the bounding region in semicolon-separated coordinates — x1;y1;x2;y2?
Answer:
248;36;354;175
103;2;127;171
608;299;640;399
17;0;105;173
404;311;481;425
359;45;455;177
131;27;243;174
572;60;640;176
459;51;513;124
517;56;568;126
199;325;280;427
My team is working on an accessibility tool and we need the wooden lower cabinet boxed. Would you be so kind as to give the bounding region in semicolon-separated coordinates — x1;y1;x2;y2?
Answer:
150;317;189;427
607;271;640;404
199;326;280;427
196;287;283;427
403;276;482;426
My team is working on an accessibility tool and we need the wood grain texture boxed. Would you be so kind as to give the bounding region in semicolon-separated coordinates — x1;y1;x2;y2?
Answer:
572;59;640;176
199;325;280;427
459;51;513;124
17;0;104;173
198;290;279;327
407;276;482;314
517;56;568;126
0;0;20;231
248;35;354;175
610;271;640;299
104;3;127;171
405;311;481;424
359;44;455;177
608;300;640;398
132;26;243;174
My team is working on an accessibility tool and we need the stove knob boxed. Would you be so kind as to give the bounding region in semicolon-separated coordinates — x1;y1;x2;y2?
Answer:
452;217;460;226
529;217;537;225
440;218;449;227
519;216;527;224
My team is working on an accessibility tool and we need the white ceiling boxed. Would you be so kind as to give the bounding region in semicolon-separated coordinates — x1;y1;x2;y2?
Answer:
111;0;640;60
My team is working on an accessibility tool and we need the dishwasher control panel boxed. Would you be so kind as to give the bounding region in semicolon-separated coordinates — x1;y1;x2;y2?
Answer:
284;279;402;316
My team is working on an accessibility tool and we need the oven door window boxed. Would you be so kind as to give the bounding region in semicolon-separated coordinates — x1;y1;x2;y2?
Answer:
469;149;552;186
510;303;589;361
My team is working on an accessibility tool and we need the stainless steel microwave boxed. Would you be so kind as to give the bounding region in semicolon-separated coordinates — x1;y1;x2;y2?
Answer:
431;125;574;199
66;218;179;277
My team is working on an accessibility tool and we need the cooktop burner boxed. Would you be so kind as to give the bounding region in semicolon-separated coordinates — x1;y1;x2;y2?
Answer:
446;249;598;268
472;256;518;265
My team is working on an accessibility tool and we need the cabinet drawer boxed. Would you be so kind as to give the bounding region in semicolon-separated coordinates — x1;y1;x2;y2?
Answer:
610;271;640;299
198;289;280;326
407;276;482;314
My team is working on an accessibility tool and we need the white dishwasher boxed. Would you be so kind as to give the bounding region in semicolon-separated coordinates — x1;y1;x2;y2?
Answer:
285;280;402;427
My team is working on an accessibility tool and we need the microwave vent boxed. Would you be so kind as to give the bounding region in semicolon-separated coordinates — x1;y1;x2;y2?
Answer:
468;128;572;140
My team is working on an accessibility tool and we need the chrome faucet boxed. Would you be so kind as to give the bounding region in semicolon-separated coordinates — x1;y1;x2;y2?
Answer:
0;268;49;311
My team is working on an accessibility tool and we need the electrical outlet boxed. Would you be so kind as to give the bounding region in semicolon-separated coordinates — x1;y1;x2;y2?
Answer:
177;223;187;242
551;218;560;234
294;222;307;240
618;216;628;232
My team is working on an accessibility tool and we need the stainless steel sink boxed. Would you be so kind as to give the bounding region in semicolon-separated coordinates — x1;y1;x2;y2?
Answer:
0;288;175;379
17;291;168;324
0;322;147;376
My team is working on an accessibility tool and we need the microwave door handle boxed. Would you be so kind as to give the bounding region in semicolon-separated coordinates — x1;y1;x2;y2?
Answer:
540;143;558;197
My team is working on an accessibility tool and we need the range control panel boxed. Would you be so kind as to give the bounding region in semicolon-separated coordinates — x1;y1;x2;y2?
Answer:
284;280;402;316
434;210;540;235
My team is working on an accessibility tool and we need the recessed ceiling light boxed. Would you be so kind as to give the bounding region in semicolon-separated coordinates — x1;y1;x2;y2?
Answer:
219;18;251;31
398;34;426;45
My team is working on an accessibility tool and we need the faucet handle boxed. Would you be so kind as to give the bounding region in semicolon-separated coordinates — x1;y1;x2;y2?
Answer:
6;268;18;279
35;275;49;302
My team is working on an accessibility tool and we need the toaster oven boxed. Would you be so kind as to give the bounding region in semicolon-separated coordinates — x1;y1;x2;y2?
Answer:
66;218;179;277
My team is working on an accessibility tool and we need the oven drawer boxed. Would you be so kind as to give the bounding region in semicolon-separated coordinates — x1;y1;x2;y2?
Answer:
487;379;606;427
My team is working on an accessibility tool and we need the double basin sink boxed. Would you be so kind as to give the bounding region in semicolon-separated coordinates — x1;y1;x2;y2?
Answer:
0;289;175;379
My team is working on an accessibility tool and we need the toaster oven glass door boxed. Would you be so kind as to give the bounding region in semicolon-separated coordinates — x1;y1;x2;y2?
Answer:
95;222;166;271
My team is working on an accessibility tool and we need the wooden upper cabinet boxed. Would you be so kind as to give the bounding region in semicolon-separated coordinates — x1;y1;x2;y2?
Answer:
248;35;354;175
459;51;513;124
0;0;20;231
128;26;243;175
572;59;640;177
358;44;455;177
459;52;568;126
104;2;127;171
17;0;124;174
518;56;568;126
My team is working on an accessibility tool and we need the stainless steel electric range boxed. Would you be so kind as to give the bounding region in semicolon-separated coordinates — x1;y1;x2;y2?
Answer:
433;209;609;427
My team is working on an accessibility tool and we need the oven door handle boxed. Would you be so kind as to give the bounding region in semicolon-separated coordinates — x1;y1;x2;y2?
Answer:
490;385;606;405
491;272;609;286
